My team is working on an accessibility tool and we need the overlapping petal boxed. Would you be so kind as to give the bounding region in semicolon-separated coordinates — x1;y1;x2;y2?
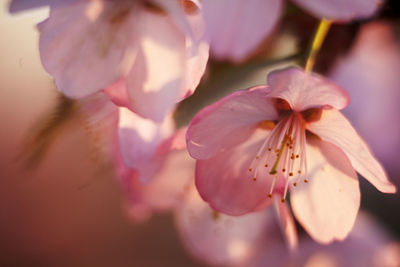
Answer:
202;0;282;62
267;67;349;111
292;0;379;21
123;9;187;122
291;138;360;244
195;129;274;215
307;109;396;193
187;86;278;160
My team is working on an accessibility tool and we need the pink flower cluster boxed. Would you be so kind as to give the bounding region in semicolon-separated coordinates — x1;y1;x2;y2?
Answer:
10;0;399;265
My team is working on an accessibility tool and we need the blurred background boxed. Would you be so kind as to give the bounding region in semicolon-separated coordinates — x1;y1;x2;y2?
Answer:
0;0;399;266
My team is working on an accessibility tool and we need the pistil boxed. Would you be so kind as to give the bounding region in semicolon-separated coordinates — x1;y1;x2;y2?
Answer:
249;113;308;201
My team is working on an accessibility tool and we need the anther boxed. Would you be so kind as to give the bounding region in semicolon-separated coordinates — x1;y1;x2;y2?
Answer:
298;170;301;174
268;148;272;151
256;156;260;159
281;198;286;203
289;172;294;176
248;168;252;172
253;177;257;181
304;179;309;183
293;182;297;187
296;154;299;158
264;164;268;167
282;168;286;172
268;194;272;198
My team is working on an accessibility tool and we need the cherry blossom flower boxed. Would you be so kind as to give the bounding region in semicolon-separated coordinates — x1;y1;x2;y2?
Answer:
201;0;381;62
11;0;209;122
186;66;396;243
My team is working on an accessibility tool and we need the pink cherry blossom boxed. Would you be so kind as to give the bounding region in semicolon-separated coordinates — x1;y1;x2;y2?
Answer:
201;0;380;62
186;67;396;243
24;0;208;122
330;21;400;172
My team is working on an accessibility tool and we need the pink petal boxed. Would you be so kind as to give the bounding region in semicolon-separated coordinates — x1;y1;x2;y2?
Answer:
195;129;274;215
127;149;195;218
307;109;396;193
156;128;188;155
39;1;138;98
103;78;130;109
330;22;400;168
175;185;273;266
118;108;174;172
290;138;360;244
187;86;278;160
123;9;188;122
267;67;349;111
184;12;209;94
202;0;282;62
273;198;298;252
167;0;209;93
137;128;189;183
292;0;379;21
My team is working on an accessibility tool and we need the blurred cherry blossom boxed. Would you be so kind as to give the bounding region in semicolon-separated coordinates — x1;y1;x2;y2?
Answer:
248;212;400;267
11;0;209;122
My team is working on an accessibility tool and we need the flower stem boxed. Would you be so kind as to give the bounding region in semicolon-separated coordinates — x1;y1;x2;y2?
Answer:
304;19;332;72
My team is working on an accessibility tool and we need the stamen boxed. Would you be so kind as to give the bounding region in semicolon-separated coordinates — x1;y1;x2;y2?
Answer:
268;176;277;198
248;113;310;202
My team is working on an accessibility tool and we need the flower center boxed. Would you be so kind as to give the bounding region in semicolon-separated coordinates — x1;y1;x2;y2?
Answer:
249;113;308;202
